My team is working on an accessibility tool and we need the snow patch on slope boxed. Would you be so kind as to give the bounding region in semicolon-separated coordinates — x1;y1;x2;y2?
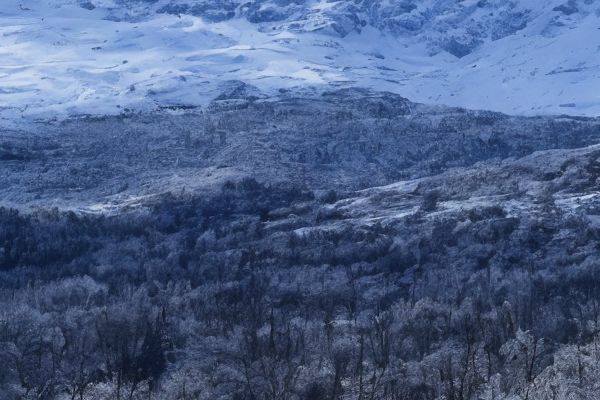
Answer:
0;0;599;121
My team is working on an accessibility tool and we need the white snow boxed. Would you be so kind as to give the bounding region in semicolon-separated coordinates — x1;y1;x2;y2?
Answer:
0;0;599;122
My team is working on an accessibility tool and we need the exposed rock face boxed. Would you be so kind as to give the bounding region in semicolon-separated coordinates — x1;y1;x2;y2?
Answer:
553;0;579;16
78;0;587;56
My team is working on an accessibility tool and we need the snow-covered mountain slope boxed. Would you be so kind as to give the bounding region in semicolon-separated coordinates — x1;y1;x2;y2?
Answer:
0;0;599;121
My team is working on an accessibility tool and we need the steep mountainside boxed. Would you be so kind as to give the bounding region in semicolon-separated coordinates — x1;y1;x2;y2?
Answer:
0;0;599;121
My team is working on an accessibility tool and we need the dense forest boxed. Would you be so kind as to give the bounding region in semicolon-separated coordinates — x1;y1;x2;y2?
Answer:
2;90;600;399
3;162;600;399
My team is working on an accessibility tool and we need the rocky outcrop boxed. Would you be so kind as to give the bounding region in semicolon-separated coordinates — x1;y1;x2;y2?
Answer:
79;0;550;57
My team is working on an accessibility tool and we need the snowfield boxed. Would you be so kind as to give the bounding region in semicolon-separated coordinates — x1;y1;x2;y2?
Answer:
0;0;599;122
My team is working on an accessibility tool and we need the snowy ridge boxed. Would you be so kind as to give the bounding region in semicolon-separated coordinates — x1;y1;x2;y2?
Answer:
0;0;599;121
